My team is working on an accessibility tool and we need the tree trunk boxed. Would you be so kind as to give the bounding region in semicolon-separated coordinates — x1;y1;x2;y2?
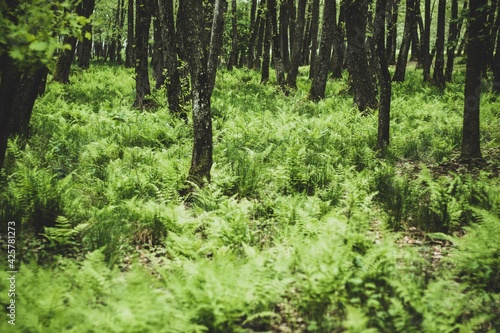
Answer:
268;0;287;91
461;0;487;160
392;0;414;82
286;0;307;88
261;4;272;83
125;0;136;68
133;0;152;108
254;0;267;69
309;0;335;100
53;36;78;83
331;0;346;78
0;57;21;169
247;0;258;68
445;0;458;81
386;0;401;65
227;0;238;70
345;0;378;112
485;0;498;73
280;0;290;72
180;0;227;185
493;0;500;93
375;0;391;151
77;0;96;69
432;0;446;88
10;67;48;137
302;16;311;65
152;9;165;88
422;0;431;81
308;0;320;79
157;0;185;119
409;0;421;62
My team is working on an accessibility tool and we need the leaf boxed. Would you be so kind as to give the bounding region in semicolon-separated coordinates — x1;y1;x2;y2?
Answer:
29;40;47;51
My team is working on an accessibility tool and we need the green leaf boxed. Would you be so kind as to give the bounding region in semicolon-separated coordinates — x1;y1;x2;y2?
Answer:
29;40;47;51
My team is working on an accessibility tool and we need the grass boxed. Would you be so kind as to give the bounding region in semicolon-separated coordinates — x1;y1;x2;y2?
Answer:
0;62;499;332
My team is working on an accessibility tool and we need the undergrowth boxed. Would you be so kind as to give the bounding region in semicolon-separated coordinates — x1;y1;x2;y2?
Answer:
0;64;499;332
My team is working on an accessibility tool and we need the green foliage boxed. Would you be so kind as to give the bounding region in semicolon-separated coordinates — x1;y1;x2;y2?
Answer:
1;64;499;332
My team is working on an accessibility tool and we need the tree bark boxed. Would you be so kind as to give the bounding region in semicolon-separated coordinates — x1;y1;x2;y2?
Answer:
461;0;487;160
445;0;458;81
392;0;414;82
152;8;165;88
493;0;500;93
133;0;152;108
375;0;391;151
247;0;258;68
308;0;320;79
53;36;78;83
180;0;227;184
280;0;290;71
157;0;185;118
345;0;378;112
268;0;287;91
227;0;238;70
125;0;136;68
386;0;401;65
77;0;96;69
331;0;346;78
432;0;446;88
309;0;335;100
261;4;272;83
286;0;307;88
254;0;267;69
422;0;431;81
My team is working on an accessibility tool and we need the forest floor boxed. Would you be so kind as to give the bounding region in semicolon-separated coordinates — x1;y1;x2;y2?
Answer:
1;63;500;333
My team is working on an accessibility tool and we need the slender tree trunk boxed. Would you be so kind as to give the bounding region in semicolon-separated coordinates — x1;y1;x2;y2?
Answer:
308;0;320;79
422;0;431;81
125;0;136;68
133;0;152;108
445;0;458;81
254;0;267;69
409;0;421;62
386;0;401;64
309;0;335;100
247;0;258;68
280;0;290;72
345;0;378;111
493;0;500;93
331;0;346;78
157;0;185;119
485;0;498;73
152;8;165;88
261;5;272;83
461;0;487;160
302;16;311;65
393;0;414;82
286;0;307;88
288;0;296;55
432;0;446;88
268;0;287;91
375;0;391;151
227;0;238;70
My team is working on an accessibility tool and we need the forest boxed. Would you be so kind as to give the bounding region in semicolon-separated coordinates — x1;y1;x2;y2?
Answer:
0;0;499;331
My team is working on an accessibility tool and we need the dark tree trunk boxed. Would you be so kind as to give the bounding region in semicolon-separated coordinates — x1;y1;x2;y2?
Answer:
493;0;500;93
0;57;22;169
157;0;185;118
180;0;227;185
125;0;136;68
302;16;311;65
422;0;431;81
308;0;320;79
247;0;258;68
10;67;48;137
228;0;238;70
268;0;287;91
261;5;272;83
152;9;165;88
288;0;296;56
386;0;401;65
77;0;96;69
455;1;468;57
280;0;290;71
445;0;458;81
331;0;346;78
375;0;391;151
345;0;378;112
432;0;446;88
133;0;152;108
461;0;487;160
393;0;414;82
53;36;78;83
116;0;126;64
309;0;335;100
286;0;307;88
409;0;421;62
254;0;267;69
485;0;498;72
